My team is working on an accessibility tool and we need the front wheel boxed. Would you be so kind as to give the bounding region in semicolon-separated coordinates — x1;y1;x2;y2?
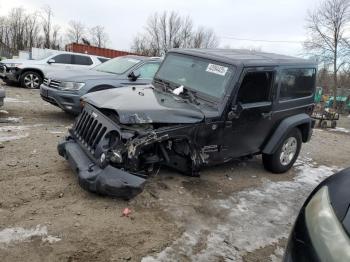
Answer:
262;128;302;173
20;71;42;89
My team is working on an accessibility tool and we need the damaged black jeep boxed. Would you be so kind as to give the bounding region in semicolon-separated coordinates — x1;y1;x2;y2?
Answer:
58;49;317;199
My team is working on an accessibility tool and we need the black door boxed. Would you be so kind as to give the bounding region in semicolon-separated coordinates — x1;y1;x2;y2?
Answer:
224;68;277;158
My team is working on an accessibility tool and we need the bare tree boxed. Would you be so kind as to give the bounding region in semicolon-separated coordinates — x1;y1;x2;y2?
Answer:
90;25;109;47
41;5;53;49
131;11;219;56
304;0;350;109
66;20;85;43
51;25;61;49
192;27;219;48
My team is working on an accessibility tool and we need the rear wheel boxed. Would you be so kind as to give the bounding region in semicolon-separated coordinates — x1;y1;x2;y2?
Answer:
20;71;42;89
320;120;328;129
331;120;337;129
262;128;302;173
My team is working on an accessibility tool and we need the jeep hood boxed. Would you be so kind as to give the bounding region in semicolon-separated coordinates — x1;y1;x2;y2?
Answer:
46;69;119;82
1;58;43;65
82;85;205;124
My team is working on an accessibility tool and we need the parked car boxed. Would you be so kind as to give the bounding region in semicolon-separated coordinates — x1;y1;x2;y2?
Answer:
40;55;161;114
57;49;317;199
0;52;108;89
284;167;350;262
0;86;5;107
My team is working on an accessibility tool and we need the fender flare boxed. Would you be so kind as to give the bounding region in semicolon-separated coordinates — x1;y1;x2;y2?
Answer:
262;113;313;155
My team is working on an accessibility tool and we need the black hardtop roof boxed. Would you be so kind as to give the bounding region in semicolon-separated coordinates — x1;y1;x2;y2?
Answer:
122;55;162;61
168;48;317;67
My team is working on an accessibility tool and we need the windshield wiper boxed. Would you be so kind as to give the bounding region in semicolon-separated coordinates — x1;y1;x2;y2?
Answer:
153;78;171;92
183;88;200;105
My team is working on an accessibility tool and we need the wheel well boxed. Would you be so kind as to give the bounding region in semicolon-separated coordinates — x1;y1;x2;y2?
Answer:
296;123;310;142
20;69;44;80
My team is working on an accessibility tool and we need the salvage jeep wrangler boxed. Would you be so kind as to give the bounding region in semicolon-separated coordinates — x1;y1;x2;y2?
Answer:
58;49;317;199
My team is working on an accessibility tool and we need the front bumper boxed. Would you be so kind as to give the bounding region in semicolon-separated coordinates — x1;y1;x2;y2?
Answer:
57;138;146;199
0;65;20;81
40;84;81;114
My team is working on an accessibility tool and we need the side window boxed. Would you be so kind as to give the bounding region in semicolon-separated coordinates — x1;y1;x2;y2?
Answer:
136;62;160;79
52;54;72;64
279;68;316;100
73;55;93;65
98;57;109;63
237;71;274;104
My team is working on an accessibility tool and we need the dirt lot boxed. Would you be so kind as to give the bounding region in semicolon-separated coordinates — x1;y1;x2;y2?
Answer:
0;83;350;262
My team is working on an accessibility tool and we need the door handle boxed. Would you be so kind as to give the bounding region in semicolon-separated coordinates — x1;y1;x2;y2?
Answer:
261;112;273;119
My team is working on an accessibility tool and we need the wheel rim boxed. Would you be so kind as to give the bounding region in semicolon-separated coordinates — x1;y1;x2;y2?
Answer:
280;137;297;166
24;74;40;88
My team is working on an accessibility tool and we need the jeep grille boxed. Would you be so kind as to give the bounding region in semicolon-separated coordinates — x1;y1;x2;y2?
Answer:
73;109;107;153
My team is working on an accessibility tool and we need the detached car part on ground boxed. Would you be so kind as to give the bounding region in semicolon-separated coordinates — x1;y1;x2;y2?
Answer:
58;49;317;199
40;56;161;114
0;52;107;89
284;167;350;262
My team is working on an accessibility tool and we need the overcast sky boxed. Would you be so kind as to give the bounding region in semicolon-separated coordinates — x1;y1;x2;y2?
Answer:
0;0;322;56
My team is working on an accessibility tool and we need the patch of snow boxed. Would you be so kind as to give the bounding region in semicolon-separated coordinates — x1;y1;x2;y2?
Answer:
0;117;23;124
0;125;30;142
270;246;285;262
143;158;340;261
42;235;61;244
49;130;65;134
0;225;61;246
0;133;29;142
330;127;350;134
4;97;29;103
0;110;9;114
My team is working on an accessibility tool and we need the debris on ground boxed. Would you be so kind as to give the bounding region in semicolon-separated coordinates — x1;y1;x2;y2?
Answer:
121;208;132;217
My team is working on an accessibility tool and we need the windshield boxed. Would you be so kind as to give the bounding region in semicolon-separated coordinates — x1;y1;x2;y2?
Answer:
94;57;141;74
155;53;234;99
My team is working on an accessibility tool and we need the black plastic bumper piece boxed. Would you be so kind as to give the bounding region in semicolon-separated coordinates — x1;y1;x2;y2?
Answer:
57;140;146;199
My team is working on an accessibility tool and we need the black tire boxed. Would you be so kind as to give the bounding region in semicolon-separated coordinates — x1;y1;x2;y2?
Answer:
20;71;42;89
320;120;328;129
262;128;302;174
331;120;337;129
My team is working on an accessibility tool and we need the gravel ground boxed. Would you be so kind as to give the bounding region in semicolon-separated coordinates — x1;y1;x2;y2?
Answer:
0;84;350;262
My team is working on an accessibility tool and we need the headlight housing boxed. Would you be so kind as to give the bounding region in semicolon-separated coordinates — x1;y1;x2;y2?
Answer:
305;186;350;261
5;63;23;68
59;82;85;91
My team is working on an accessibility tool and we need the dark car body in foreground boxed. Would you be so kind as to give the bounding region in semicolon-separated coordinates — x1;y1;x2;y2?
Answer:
0;86;5;107
284;167;350;262
58;49;317;199
40;55;161;114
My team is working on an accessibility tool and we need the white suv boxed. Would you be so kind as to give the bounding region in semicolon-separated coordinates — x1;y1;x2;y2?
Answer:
0;52;108;89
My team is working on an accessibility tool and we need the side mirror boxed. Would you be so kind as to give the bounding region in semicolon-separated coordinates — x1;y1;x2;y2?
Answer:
128;71;140;81
228;102;243;120
47;59;56;64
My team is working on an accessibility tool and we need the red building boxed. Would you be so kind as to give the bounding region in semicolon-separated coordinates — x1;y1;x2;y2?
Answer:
65;43;136;58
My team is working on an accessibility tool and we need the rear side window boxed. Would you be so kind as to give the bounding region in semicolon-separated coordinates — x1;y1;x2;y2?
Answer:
73;55;93;65
53;54;72;64
279;68;316;100
98;57;109;63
